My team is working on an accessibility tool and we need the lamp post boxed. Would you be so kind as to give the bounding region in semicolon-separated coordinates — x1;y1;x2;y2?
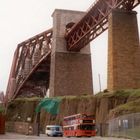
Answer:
98;74;102;92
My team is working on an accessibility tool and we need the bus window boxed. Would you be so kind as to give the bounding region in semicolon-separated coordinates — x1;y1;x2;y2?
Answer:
80;125;95;130
77;125;80;129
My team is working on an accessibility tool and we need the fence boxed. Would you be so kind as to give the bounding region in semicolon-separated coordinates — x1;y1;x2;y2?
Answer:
96;123;108;136
6;121;38;135
108;113;140;139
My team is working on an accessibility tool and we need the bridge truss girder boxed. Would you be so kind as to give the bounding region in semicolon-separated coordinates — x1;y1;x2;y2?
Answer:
6;29;52;101
65;0;140;51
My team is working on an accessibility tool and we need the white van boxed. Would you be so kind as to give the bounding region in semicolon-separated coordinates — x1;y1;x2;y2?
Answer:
45;125;63;137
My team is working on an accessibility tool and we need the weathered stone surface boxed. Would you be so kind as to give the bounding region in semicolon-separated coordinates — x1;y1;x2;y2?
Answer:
49;9;93;97
108;9;140;91
6;93;129;133
50;52;93;97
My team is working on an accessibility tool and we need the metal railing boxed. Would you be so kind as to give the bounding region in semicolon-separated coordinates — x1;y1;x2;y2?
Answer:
108;113;140;139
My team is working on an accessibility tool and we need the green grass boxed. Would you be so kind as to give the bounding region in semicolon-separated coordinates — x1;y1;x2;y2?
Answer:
54;94;95;100
14;96;42;102
12;89;140;101
8;89;140;118
0;104;5;113
95;89;140;99
129;89;140;96
110;98;140;116
95;92;114;98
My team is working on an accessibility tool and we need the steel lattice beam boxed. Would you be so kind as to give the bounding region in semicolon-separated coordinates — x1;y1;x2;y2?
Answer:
5;0;140;102
6;29;52;101
15;28;52;79
65;0;140;51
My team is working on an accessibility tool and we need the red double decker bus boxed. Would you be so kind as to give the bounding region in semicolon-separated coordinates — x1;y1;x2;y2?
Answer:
63;113;96;137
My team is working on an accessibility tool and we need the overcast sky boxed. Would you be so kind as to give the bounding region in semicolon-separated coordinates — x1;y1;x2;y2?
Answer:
0;0;140;94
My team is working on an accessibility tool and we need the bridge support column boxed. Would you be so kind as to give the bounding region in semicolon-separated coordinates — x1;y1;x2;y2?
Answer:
108;9;140;91
49;9;93;97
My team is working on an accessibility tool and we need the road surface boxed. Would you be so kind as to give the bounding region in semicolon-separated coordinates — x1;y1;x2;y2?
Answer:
0;133;133;140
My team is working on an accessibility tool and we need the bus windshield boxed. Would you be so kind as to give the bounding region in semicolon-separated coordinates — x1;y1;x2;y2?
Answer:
80;124;95;130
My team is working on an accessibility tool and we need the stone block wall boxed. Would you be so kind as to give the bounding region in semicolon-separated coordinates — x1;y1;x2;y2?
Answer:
49;9;93;97
108;9;140;90
6;121;38;135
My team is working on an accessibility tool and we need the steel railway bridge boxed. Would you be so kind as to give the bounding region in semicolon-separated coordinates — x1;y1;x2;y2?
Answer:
5;0;140;102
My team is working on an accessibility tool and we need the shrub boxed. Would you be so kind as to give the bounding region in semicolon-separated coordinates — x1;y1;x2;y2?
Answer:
0;104;5;114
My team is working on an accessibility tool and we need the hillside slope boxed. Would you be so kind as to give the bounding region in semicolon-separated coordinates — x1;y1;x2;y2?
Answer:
6;89;140;132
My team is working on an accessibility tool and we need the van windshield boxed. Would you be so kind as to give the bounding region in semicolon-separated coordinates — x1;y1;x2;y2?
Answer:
47;127;61;131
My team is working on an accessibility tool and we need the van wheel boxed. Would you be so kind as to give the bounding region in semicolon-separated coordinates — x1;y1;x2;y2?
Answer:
47;134;49;137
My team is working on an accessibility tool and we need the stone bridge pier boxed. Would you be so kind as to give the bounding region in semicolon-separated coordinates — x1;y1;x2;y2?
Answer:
49;9;93;97
49;8;140;97
108;9;140;91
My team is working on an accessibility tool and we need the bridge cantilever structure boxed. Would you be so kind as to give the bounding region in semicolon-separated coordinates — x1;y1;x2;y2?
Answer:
5;0;140;102
65;0;140;51
5;29;52;101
